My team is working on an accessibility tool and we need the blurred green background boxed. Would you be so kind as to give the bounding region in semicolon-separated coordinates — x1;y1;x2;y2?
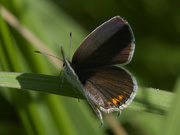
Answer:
0;0;180;135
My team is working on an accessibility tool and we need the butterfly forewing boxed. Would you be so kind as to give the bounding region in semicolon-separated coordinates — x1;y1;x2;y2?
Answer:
72;16;135;69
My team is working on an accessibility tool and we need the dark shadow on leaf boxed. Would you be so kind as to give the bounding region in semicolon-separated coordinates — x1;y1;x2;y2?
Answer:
16;73;85;99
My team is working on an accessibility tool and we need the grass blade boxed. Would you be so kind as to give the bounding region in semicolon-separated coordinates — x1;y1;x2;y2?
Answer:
0;71;175;115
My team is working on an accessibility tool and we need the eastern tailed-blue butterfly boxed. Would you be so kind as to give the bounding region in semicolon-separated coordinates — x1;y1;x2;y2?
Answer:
61;16;137;127
35;16;137;127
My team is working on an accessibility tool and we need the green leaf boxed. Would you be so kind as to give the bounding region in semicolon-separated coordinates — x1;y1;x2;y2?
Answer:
0;71;175;115
129;87;174;115
0;71;85;99
162;77;180;135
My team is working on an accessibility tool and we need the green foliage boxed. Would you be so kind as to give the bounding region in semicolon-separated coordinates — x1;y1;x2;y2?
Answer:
0;72;175;115
0;0;180;134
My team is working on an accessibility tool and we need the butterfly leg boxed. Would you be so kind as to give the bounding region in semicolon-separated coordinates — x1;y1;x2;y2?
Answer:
72;87;80;102
59;70;64;88
117;110;122;116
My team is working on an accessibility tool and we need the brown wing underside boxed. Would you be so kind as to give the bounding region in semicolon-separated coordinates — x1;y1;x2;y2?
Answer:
79;66;136;110
72;16;135;69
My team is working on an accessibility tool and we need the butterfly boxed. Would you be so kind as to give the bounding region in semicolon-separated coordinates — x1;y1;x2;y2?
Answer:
61;16;138;127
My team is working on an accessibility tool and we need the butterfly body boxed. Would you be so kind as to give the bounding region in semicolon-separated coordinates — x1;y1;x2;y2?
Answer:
61;51;85;96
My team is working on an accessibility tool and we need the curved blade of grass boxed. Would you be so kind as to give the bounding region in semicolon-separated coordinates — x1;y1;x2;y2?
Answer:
0;71;175;115
162;77;180;135
128;86;175;115
0;71;85;99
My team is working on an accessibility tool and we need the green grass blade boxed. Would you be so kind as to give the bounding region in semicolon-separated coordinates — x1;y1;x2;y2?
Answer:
129;87;175;115
0;71;175;115
161;77;180;135
0;71;84;98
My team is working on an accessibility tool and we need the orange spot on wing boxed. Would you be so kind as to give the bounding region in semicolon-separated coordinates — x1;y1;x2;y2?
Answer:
108;101;112;105
112;98;120;106
118;95;124;100
123;91;126;94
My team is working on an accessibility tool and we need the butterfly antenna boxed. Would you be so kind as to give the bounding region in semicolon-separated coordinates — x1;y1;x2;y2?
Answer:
34;51;62;61
68;32;72;60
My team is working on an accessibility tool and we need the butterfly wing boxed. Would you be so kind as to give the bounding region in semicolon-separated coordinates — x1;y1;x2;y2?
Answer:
77;66;137;124
72;16;135;69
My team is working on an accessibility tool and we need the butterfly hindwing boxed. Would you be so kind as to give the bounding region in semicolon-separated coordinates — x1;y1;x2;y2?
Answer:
77;66;137;113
